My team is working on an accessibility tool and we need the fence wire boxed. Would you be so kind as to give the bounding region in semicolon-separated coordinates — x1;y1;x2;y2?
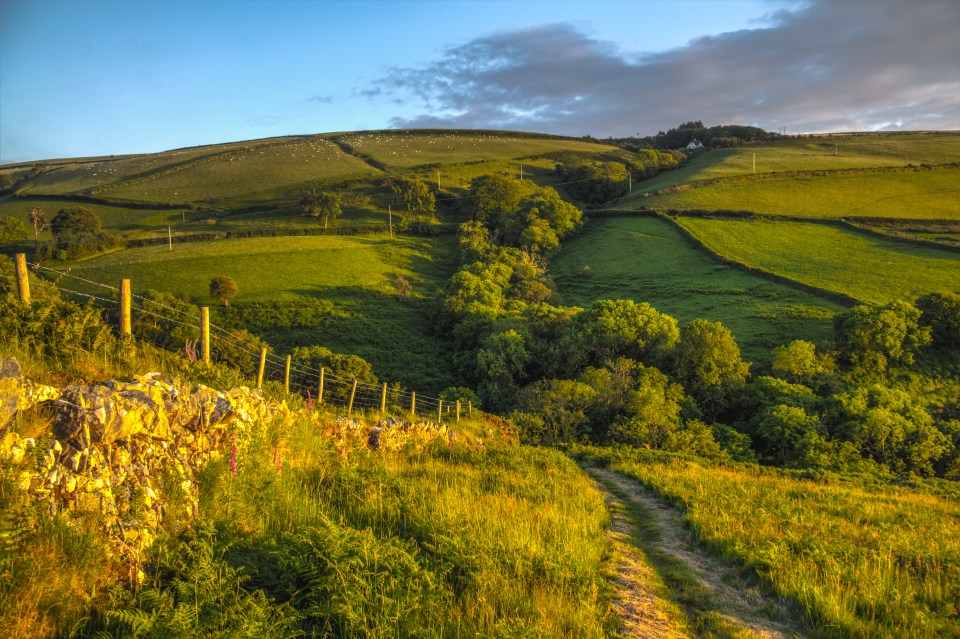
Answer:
19;262;490;423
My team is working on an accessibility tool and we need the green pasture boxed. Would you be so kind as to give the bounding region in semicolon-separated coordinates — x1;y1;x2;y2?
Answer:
22;138;299;196
675;216;960;304
551;216;845;364
100;138;376;206
629;132;960;196
621;167;960;219
59;234;459;390
602;450;960;639
336;130;620;168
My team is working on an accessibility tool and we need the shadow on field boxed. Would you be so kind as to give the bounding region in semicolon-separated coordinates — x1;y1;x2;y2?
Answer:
214;286;458;394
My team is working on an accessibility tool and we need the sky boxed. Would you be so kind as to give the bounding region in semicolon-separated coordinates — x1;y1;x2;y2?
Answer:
1;0;958;163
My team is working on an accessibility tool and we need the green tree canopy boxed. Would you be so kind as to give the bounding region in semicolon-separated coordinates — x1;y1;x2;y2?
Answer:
566;299;680;368
916;292;960;350
209;275;239;306
300;191;342;228
0;217;27;243
51;206;101;238
611;365;686;449
391;178;436;215
468;174;528;222
674;319;750;418
835;301;931;375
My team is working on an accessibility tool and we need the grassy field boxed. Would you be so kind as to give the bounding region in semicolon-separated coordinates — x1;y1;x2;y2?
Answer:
99;138;377;206
582;448;960;639
55;234;459;390
620;168;960;219
336;130;621;168
20;137;307;196
675;216;960;304
551;216;845;364
627;133;960;196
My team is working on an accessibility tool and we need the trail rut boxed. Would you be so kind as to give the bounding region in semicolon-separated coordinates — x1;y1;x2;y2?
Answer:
588;466;806;639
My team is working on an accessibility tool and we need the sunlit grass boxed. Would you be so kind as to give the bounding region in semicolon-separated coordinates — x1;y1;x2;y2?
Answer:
582;448;960;639
674;216;960;303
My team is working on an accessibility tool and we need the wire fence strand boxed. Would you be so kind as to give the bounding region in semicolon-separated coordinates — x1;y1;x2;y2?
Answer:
20;262;492;423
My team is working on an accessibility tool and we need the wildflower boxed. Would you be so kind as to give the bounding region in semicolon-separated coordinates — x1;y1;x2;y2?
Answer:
306;390;313;412
184;340;197;363
273;446;283;475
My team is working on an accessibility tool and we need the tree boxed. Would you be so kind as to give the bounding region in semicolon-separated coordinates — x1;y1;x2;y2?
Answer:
835;301;931;375
51;206;101;238
209;275;239;306
28;207;47;240
611;365;686;448
0;217;27;243
468;174;527;222
391;178;435;216
391;273;412;300
673;319;750;418
771;340;834;384
301;190;341;228
514;379;597;444
916;292;960;350
476;329;532;408
566;299;680;368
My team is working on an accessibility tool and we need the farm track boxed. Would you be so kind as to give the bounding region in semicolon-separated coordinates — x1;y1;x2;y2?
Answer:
587;466;805;639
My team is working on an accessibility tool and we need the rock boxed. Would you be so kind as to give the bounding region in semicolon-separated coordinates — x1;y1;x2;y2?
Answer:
0;358;23;430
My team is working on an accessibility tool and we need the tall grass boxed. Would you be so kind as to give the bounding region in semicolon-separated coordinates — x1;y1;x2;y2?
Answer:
9;410;616;637
583;448;960;639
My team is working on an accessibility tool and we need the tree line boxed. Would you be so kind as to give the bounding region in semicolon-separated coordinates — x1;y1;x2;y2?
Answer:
438;172;960;480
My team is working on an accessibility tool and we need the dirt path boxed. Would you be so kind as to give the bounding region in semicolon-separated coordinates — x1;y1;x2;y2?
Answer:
601;489;688;639
587;466;805;639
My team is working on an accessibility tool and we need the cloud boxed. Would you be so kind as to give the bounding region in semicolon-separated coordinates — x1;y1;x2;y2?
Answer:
370;0;960;136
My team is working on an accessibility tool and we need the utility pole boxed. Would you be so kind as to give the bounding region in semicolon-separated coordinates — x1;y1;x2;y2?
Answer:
753;153;756;175
388;205;393;238
168;226;173;251
519;165;523;181
628;172;632;194
437;170;441;191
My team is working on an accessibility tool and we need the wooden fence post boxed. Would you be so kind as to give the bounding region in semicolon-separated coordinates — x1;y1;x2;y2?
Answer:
318;368;325;404
284;355;291;394
456;400;461;423
437;399;443;424
410;392;416;418
347;379;358;415
14;254;30;305
257;347;267;389
120;278;132;338
468;401;472;417
200;306;210;364
380;382;387;415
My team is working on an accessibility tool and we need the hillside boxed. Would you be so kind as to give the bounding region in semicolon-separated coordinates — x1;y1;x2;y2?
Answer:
3;127;960;639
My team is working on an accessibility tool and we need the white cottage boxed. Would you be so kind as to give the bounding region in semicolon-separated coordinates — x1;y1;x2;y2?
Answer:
686;139;704;150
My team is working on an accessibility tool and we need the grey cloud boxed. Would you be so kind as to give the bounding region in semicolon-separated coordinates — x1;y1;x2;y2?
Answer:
372;0;960;136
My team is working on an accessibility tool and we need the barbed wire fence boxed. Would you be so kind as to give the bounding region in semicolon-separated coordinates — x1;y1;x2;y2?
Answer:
10;254;486;425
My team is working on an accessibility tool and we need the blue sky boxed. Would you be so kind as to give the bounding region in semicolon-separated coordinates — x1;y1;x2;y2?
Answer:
1;0;958;163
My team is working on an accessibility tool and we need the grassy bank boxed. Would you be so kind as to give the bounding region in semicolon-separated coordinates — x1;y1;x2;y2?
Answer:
574;447;960;639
